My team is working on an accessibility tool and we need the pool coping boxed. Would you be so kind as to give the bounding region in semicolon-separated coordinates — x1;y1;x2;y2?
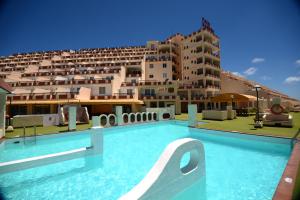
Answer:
273;140;300;200
195;127;294;139
0;120;172;143
176;119;296;139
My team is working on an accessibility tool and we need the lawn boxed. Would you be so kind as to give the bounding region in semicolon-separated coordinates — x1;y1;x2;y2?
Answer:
4;113;299;139
5;121;92;139
176;112;300;138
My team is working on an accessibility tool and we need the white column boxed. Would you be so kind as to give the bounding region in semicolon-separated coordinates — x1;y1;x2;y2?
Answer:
92;116;100;128
0;94;6;138
68;106;77;131
169;105;175;119
116;106;123;125
158;109;164;121
188;104;197;127
90;127;103;154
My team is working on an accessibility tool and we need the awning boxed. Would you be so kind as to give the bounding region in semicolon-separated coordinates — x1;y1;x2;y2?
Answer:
32;88;51;94
55;87;71;93
55;76;68;81
74;75;85;80
0;80;12;94
211;93;257;102
12;88;31;94
35;76;50;81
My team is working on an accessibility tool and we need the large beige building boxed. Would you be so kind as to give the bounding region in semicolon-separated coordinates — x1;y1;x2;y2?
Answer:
0;18;298;116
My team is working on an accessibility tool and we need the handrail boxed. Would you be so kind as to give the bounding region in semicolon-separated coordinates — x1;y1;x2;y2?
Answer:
291;128;300;149
23;126;37;145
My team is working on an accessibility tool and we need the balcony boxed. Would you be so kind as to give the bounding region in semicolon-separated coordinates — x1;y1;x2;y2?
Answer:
138;80;173;86
139;94;156;100
9;93;77;101
126;73;141;78
139;94;176;100
205;85;221;90
178;84;203;90
91;93;134;100
121;82;137;87
205;73;220;79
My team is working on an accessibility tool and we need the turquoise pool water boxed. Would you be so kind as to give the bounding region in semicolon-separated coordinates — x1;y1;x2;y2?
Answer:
0;121;291;200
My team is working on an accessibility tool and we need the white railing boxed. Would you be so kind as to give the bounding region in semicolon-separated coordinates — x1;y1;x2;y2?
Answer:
0;127;103;174
119;138;206;200
93;106;175;128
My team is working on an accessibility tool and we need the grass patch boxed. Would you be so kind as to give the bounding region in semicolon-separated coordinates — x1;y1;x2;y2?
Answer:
4;113;299;139
5;121;92;139
176;112;300;138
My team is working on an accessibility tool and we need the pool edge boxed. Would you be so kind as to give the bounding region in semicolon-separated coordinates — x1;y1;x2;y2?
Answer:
273;140;300;200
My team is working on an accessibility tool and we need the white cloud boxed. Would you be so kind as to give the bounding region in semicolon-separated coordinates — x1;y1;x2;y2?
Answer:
243;67;257;76
296;59;300;66
232;72;245;78
261;75;271;81
252;58;265;63
284;76;300;84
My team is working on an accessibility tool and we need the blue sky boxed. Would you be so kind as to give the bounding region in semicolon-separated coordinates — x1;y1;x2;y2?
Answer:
0;0;300;99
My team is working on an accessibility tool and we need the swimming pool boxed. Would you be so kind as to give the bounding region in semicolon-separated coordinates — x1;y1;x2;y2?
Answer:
0;121;291;200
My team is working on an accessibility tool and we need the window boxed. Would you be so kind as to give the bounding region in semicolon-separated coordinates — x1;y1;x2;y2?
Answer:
145;89;155;96
99;87;106;95
149;74;154;78
33;105;50;114
127;89;133;95
163;73;167;78
168;87;174;93
131;79;136;83
149;64;154;68
163;63;167;68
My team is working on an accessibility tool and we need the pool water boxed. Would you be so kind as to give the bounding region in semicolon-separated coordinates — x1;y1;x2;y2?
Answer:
0;121;291;200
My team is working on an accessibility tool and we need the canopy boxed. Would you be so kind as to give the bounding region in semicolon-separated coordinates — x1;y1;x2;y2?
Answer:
211;93;257;102
12;88;31;94
35;76;50;81
0;80;12;94
55;76;68;81
55;87;71;93
32;88;51;94
74;75;85;80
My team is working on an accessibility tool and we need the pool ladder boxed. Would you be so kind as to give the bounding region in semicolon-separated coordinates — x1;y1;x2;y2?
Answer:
291;128;300;149
22;126;37;145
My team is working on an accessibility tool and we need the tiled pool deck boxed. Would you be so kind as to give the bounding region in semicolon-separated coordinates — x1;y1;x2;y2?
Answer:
273;140;300;200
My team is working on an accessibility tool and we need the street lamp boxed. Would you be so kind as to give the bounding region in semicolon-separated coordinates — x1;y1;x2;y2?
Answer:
253;84;262;128
230;94;234;109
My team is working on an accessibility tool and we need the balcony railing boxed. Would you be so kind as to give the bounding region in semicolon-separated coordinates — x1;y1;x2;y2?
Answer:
91;94;134;100
139;95;176;100
8;93;77;101
126;73;141;77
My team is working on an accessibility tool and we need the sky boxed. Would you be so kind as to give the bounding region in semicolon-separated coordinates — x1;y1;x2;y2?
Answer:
0;0;300;99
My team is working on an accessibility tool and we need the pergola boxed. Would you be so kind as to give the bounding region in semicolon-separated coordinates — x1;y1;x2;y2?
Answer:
211;93;257;109
0;80;12;138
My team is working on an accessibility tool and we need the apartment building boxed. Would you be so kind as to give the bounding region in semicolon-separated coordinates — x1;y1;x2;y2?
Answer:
3;18;296;117
0;18;223;116
221;71;300;109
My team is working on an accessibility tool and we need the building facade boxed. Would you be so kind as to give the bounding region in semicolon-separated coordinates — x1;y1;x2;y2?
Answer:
0;18;298;117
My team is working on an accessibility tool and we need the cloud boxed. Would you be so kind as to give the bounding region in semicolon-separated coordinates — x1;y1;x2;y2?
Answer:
284;76;300;84
231;72;245;78
296;59;300;66
243;67;257;76
252;58;265;63
261;75;271;81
